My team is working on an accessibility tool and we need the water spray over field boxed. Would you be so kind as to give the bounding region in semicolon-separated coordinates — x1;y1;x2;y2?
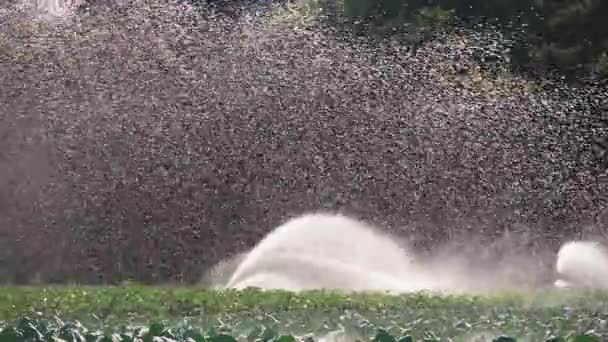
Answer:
224;213;434;293
207;212;608;294
0;0;606;285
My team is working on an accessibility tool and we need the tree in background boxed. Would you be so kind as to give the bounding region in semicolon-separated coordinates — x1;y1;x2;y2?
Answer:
535;0;608;77
339;0;608;79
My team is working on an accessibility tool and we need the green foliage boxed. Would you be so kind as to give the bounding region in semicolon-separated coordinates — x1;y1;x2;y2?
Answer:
0;317;600;342
414;6;453;26
0;287;608;340
536;0;608;76
343;0;372;17
0;318;603;342
343;0;404;19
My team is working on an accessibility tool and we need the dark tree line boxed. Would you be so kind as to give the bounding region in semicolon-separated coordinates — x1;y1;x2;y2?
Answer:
339;0;608;79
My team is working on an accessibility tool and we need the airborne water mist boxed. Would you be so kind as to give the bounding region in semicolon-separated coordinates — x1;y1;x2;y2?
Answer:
0;0;606;285
18;0;131;18
208;212;608;294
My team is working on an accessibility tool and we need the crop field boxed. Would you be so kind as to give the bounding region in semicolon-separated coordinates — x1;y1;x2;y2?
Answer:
0;286;607;342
